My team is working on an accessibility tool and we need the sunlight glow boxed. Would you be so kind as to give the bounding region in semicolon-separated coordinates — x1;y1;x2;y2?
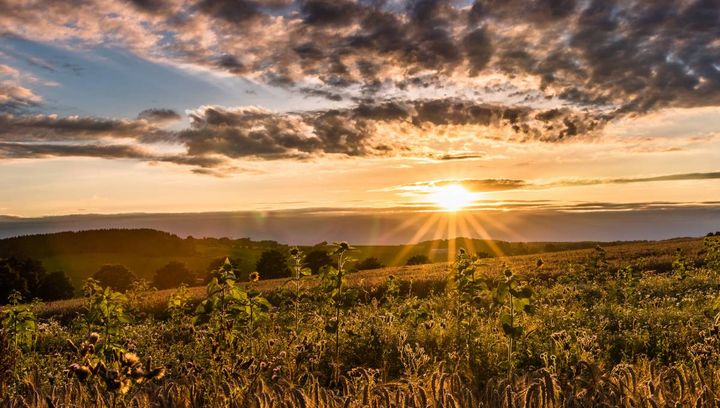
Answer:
427;184;475;212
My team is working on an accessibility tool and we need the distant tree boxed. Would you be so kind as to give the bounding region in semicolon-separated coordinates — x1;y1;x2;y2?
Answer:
256;250;290;279
0;257;45;302
0;257;75;303
204;257;246;283
152;261;195;290
405;254;431;266
93;264;137;292
305;249;332;274
355;257;384;271
37;271;75;301
476;251;491;259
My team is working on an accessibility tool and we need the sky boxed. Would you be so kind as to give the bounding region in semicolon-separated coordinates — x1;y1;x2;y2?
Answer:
1;0;720;242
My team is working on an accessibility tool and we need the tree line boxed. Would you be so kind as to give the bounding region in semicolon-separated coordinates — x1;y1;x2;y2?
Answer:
1;248;433;303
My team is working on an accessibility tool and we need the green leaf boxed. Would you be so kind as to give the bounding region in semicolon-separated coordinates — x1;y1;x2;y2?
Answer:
510;287;533;299
494;282;508;303
324;320;338;333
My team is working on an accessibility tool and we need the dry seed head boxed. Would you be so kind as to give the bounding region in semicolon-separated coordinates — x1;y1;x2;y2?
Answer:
69;364;92;381
147;367;165;380
123;352;140;366
88;332;100;344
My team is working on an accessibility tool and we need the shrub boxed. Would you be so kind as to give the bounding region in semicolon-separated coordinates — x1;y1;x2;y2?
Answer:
152;261;195;290
37;271;75;300
355;256;384;271
406;254;431;265
93;264;137;292
305;249;332;274
256;249;290;279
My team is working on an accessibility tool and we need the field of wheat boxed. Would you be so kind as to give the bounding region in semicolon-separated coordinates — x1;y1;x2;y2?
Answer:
2;236;720;407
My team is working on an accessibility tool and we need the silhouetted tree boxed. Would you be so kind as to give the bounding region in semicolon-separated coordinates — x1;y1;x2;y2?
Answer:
256;250;290;279
152;261;195;290
93;264;137;292
0;257;74;303
37;271;75;300
305;249;332;274
0;257;44;302
405;254;431;265
204;257;247;283
355;257;384;271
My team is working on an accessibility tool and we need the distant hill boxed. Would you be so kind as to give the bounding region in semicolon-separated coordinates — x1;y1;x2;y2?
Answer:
0;229;196;258
0;228;656;295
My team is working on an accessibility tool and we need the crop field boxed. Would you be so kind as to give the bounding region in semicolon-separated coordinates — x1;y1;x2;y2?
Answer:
3;236;720;407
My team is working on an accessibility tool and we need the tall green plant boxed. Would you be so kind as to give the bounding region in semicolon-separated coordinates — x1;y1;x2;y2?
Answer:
452;249;491;363
83;279;130;353
494;266;534;376
194;258;271;352
288;247;311;335
705;236;720;272
0;291;37;351
319;242;355;378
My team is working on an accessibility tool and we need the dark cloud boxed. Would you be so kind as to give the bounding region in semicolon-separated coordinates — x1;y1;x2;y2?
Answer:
301;0;363;26
1;0;719;125
0;141;225;168
137;108;181;123
196;0;263;24
437;153;486;161
178;99;603;160
0;113;170;143
126;0;169;14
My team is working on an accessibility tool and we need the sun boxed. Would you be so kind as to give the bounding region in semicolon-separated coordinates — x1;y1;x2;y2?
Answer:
427;184;475;212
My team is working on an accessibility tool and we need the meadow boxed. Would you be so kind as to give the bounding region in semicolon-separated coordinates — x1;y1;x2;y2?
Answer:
2;235;720;407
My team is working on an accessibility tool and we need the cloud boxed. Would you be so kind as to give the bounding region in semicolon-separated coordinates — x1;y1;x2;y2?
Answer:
0;141;226;168
0;0;716;123
137;108;182;123
0;81;42;113
0;113;169;142
552;172;720;187
0;96;610;173
396;171;720;194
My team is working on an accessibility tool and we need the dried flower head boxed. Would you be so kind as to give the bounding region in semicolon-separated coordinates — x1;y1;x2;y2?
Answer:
249;271;260;282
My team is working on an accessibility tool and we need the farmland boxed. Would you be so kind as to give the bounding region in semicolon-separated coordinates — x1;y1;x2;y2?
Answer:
2;235;720;407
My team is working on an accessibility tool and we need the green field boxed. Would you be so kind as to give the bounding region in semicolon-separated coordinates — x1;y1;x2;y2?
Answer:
3;235;720;407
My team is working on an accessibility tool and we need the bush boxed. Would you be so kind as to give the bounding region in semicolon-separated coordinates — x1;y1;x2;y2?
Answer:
152;262;195;290
305;249;332;274
37;271;74;301
405;254;431;265
355;256;384;271
256;250;290;279
92;264;137;292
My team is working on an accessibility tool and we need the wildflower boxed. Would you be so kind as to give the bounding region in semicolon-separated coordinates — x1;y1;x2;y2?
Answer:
88;332;100;344
250;272;260;282
290;247;299;256
69;364;92;381
123;352;140;366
